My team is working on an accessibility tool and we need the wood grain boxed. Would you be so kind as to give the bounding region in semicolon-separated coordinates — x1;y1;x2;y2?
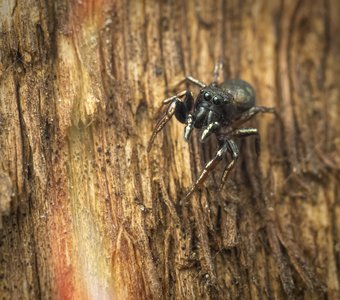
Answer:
0;0;339;299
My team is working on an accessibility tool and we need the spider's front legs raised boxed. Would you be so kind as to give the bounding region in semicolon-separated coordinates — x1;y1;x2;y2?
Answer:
185;75;206;88
174;75;206;91
147;90;194;152
184;139;238;201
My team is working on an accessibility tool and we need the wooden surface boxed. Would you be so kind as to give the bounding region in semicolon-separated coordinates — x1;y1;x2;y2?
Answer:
0;0;339;299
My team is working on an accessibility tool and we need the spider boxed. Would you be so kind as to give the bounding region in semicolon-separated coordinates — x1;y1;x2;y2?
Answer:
147;62;275;200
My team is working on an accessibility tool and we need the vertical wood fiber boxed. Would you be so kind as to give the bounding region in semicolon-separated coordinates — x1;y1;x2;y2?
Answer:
0;0;339;299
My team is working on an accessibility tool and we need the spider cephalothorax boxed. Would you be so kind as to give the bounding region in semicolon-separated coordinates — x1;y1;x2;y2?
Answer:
148;62;275;200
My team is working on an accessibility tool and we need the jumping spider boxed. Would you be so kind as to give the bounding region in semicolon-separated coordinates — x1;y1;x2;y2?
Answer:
148;62;275;200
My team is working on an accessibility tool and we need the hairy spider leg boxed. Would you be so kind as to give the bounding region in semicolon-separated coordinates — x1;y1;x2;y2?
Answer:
173;75;206;90
147;91;193;152
186;76;206;88
183;139;236;201
155;90;187;115
231;128;260;156
218;139;239;191
148;71;210;150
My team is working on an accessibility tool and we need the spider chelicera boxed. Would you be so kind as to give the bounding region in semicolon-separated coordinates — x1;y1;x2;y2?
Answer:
147;62;275;200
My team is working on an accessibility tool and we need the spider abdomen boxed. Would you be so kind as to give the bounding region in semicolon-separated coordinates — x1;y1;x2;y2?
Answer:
220;79;256;112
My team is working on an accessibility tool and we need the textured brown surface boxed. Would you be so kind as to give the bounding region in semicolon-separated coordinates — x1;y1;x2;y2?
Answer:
0;0;339;299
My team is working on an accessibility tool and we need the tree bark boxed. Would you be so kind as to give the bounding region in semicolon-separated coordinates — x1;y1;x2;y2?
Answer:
0;0;339;299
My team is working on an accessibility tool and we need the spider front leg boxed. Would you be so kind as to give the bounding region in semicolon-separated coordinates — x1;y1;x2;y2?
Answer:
184;139;238;201
147;90;193;152
174;76;206;90
186;76;206;88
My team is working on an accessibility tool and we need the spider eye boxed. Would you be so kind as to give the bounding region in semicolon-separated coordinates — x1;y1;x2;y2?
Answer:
212;95;223;105
203;92;212;101
200;89;205;94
